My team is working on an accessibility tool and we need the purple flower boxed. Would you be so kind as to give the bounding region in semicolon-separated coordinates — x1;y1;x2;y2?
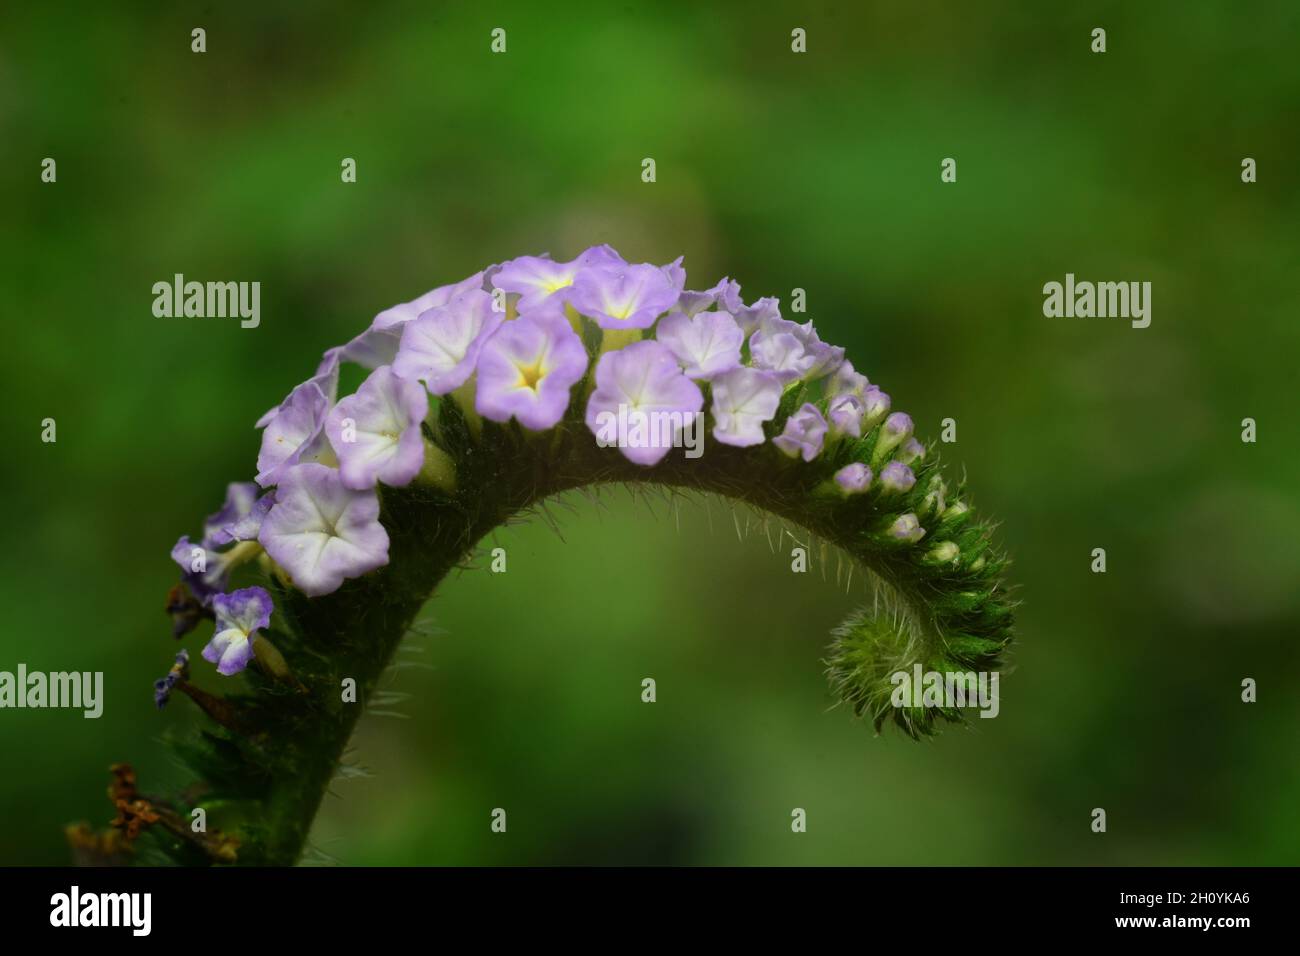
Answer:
749;316;842;384
372;272;488;331
256;380;334;488
748;324;816;384
392;290;503;394
879;461;916;493
203;587;273;676
491;245;625;314
343;271;490;369
730;294;780;336
834;463;872;494
258;463;390;597
875;412;914;459
326;365;429;490
898;438;926;465
154;649;190;709
568;261;683;330
201;483;257;540
827;394;864;438
861;387;892;431
218;491;276;544
474;313;588;430
655;310;744;380
828;359;870;399
661;256;686;289
170;536;232;605
710;367;782;447
201;482;275;547
773;403;828;461
793;321;844;379
199;483;255;546
887;513;926;544
673;276;740;316
255;348;341;429
169;482;275;614
584;341;704;466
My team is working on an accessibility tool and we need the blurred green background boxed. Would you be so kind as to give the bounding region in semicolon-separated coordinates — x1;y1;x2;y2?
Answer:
2;1;1298;865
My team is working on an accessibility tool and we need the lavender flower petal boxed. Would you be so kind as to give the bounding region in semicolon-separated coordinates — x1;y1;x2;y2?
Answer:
202;587;273;677
568;261;683;330
392;289;503;395
888;513;927;544
584;340;704;466
879;461;917;493
773;403;828;461
492;245;625;313
255;380;334;488
474;313;588;430
834;463;873;494
326;365;429;490
258;463;391;597
710;367;782;447
655;310;744;380
827;394;865;439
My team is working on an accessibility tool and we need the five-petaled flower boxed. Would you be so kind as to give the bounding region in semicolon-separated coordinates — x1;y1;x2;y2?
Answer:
392;289;504;395
655;310;744;380
569;261;683;330
710;367;782;447
258;463;390;597
326;365;428;490
491;245;623;314
584;340;704;466
203;588;273;676
773;403;828;461
474;313;588;430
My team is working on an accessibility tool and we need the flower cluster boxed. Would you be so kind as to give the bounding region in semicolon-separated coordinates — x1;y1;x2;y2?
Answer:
165;245;955;682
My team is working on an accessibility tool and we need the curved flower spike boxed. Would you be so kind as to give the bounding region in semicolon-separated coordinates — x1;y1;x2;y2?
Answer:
258;463;390;597
152;246;1016;866
326;366;428;490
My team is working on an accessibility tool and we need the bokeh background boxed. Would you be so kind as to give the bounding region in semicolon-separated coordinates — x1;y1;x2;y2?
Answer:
2;1;1297;865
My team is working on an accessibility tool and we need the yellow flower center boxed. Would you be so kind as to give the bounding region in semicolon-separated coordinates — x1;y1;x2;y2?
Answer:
516;360;545;391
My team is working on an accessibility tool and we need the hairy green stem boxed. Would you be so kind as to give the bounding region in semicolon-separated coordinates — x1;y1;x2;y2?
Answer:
222;393;1010;866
